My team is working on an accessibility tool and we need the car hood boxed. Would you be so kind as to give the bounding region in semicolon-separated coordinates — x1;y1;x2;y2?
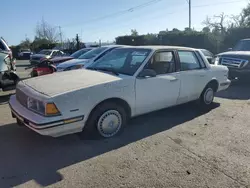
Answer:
31;54;49;58
51;56;72;61
56;59;89;68
218;51;250;58
21;69;122;97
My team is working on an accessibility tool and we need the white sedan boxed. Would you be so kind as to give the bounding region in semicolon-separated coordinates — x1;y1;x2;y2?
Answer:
9;46;231;139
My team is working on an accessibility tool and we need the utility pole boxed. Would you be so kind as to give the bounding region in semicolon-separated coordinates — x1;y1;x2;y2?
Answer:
189;0;191;29
59;26;63;48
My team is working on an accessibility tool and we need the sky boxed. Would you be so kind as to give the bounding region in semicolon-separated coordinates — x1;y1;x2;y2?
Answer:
1;0;249;45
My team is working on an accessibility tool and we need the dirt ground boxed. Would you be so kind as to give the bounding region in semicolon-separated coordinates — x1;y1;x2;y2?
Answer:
0;65;250;187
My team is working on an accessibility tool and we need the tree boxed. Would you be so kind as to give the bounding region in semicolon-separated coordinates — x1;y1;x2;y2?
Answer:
131;29;138;36
19;37;31;49
35;19;60;43
202;27;210;33
203;12;228;35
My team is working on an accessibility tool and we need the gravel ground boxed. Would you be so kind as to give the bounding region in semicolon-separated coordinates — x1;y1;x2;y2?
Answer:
0;61;250;188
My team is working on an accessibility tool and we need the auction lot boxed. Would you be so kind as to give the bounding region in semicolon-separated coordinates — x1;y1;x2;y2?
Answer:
0;60;250;188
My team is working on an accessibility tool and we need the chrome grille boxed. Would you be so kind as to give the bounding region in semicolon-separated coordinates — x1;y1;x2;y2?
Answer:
16;88;28;107
221;57;248;68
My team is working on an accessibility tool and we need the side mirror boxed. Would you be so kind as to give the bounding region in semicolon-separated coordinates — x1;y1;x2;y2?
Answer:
228;48;232;51
138;69;157;78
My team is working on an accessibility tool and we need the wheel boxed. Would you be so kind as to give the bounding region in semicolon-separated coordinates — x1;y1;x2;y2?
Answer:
31;70;38;77
81;102;127;139
16;119;24;126
199;84;215;107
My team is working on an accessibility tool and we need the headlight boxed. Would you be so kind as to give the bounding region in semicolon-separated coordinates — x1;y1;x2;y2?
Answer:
214;57;219;65
64;64;84;71
27;97;60;116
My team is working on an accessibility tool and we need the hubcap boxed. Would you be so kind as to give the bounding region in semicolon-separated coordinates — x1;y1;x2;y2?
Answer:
204;88;214;104
97;110;122;138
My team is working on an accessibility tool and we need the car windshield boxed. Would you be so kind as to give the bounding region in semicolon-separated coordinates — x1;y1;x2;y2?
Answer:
78;47;108;59
87;48;151;76
232;40;250;51
38;50;52;55
70;48;92;58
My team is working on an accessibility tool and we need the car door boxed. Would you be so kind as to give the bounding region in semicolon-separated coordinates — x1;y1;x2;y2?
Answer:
135;50;181;115
176;50;209;104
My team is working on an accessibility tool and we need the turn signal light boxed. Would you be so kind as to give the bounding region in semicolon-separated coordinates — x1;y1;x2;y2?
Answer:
45;103;60;116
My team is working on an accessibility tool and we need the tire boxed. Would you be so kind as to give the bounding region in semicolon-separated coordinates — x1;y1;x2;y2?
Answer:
199;84;215;108
80;102;127;140
31;70;38;77
16;119;24;126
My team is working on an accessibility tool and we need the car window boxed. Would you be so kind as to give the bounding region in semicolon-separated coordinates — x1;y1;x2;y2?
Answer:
88;48;151;76
52;51;58;56
38;50;52;55
201;49;213;57
70;49;92;58
78;47;108;59
178;51;201;71
0;41;6;50
145;51;175;75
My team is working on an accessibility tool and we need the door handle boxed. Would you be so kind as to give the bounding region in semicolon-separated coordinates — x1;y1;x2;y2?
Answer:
170;78;178;82
199;75;205;77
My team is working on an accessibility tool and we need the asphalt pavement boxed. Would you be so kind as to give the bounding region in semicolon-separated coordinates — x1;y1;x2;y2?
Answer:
0;61;250;188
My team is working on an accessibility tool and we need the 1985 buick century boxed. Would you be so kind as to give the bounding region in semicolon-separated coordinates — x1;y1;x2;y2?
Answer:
9;46;231;139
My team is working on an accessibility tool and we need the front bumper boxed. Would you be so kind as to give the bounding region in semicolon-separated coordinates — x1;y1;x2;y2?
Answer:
228;68;250;78
218;79;231;92
9;95;85;137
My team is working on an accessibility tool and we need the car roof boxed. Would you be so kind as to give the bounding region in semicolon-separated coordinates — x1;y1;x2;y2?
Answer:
101;45;130;48
119;45;197;51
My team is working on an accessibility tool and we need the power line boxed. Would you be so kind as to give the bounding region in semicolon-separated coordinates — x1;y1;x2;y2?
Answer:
81;0;246;40
59;0;162;28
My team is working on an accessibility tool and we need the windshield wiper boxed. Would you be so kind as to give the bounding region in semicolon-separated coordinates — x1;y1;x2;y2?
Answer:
87;67;119;75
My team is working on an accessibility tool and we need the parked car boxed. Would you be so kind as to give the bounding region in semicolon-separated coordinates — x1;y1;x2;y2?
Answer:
0;37;12;59
9;46;230;139
18;49;32;60
30;49;65;65
25;59;57;77
199;49;215;64
0;51;19;92
215;38;250;80
50;48;95;65
56;45;126;72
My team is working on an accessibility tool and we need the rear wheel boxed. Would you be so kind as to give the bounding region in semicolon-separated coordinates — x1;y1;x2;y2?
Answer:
80;102;127;139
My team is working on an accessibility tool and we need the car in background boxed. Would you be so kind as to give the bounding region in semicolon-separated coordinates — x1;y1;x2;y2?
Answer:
50;48;95;65
56;45;127;72
18;49;33;60
0;37;12;60
215;38;250;80
30;49;65;65
199;49;215;64
9;46;230;138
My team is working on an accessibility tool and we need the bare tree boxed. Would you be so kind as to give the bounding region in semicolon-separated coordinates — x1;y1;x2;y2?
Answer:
203;13;228;35
35;19;60;43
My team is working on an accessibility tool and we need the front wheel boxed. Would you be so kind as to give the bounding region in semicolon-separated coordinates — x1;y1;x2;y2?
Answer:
199;85;215;107
81;102;127;139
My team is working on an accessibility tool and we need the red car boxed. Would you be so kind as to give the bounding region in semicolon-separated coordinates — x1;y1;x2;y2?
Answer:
26;48;95;77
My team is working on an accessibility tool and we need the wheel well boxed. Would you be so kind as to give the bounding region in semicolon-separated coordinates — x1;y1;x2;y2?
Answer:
88;98;132;120
207;79;219;92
